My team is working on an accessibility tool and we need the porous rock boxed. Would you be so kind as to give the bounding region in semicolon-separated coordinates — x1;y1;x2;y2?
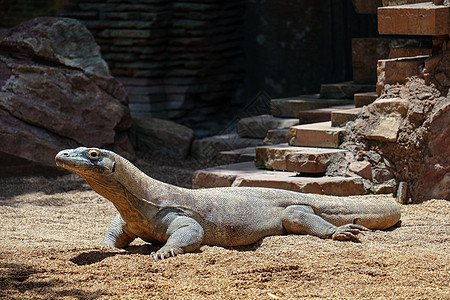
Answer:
0;17;134;174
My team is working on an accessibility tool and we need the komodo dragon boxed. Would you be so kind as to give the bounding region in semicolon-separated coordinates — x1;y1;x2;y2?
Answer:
55;147;401;260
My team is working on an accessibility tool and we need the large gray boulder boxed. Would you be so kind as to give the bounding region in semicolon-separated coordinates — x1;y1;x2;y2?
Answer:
0;17;135;174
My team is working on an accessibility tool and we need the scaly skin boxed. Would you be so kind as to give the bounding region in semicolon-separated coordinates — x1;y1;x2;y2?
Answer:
55;147;401;260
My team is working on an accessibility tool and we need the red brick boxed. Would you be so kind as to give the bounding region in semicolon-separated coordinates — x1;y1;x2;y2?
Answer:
378;3;449;36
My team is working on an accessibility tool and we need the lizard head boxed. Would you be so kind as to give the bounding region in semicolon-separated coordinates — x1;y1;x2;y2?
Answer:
55;147;116;176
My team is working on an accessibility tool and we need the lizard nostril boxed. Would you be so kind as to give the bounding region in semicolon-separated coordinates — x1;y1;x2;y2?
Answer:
62;152;69;157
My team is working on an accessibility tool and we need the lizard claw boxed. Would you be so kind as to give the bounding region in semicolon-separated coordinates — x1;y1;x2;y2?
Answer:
332;224;371;243
152;245;183;261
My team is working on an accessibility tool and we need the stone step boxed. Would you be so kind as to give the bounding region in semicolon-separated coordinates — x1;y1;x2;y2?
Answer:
191;133;263;159
331;107;363;127
378;2;449;36
297;104;356;124
254;143;348;173
192;162;366;196
288;121;345;148
217;147;256;165
270;94;353;118
237;114;299;138
354;91;378;107
320;81;376;99
352;0;382;14
263;128;290;145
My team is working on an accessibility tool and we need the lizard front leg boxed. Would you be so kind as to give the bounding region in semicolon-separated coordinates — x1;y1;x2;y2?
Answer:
281;205;369;242
102;214;137;248
152;215;204;261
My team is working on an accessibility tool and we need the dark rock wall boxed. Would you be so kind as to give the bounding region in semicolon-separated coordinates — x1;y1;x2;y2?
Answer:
0;0;377;135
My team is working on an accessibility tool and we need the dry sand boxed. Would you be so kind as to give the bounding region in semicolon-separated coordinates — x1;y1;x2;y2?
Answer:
0;155;449;299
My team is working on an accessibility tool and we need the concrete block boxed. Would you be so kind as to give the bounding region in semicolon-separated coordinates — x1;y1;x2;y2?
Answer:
378;3;449;36
288;121;345;148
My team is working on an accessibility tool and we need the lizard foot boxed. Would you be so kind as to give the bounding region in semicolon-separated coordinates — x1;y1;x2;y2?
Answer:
331;224;371;243
152;245;184;261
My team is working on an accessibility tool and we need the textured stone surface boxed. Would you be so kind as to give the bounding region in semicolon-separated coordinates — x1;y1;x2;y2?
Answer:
331;108;362;127
133;118;194;159
237;114;298;138
289;122;344;148
270;95;353;118
0;17;134;173
191;134;263;159
378;2;449;36
286;148;348;173
193;162;367;196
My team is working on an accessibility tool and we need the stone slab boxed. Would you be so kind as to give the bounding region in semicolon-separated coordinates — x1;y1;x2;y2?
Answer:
389;47;432;59
320;82;376;99
255;144;305;171
285;148;348;173
237;114;299;138
378;3;449;36
217;147;256;165
263;128;290;145
354;92;378;107
331;108;363;127
270;94;353;118
288;121;345;148
192;162;367;196
298;105;355;124
365;115;403;142
191;134;263;159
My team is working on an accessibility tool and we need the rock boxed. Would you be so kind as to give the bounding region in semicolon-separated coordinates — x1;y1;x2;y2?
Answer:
364;115;403;142
374;179;397;195
216;147;256;165
396;182;409;204
237;114;298;138
0;17;135;174
133;118;194;159
349;161;373;179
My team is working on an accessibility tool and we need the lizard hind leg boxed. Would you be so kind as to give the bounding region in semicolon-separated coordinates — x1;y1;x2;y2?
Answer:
281;205;369;242
102;214;136;248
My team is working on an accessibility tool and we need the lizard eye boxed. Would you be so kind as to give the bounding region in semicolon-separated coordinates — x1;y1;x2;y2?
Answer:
88;149;100;160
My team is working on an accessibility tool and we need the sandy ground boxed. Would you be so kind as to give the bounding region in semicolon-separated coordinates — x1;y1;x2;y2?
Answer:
0;155;449;299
